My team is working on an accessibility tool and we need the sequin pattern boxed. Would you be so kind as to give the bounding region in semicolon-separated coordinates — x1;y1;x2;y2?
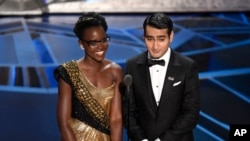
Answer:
62;60;114;136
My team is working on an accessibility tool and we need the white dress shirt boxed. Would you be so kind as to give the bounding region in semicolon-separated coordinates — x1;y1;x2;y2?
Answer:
143;49;171;141
142;138;161;141
148;49;171;106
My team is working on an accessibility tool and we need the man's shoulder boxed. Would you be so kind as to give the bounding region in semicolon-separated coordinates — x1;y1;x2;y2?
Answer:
127;52;146;63
172;50;196;64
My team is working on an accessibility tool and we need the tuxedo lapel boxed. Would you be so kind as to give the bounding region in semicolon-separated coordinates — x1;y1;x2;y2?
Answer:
158;50;181;106
136;52;158;111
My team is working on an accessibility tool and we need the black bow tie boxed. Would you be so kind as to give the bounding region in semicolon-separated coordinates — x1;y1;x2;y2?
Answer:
147;58;165;67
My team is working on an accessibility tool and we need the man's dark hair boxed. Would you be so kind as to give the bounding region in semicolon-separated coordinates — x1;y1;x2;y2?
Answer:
143;13;173;36
73;12;108;40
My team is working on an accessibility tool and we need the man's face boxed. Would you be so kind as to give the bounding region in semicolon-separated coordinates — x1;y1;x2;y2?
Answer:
144;25;173;59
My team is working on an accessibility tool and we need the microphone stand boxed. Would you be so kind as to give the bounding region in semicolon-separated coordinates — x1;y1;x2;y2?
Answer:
127;85;130;141
123;74;132;141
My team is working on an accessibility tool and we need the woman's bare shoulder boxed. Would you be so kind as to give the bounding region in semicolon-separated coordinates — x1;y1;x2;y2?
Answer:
105;60;123;78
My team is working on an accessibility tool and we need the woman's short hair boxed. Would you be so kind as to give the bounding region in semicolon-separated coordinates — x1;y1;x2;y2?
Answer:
73;12;108;40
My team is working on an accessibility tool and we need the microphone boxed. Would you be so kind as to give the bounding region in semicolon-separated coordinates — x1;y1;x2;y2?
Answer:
123;74;132;141
123;74;132;89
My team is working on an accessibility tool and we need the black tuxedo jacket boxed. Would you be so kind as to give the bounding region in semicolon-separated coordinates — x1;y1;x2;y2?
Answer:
123;49;200;141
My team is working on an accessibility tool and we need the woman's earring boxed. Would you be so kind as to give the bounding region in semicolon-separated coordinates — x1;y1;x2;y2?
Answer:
80;45;84;50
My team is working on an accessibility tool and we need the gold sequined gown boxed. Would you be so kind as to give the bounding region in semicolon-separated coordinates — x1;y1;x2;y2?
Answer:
54;60;114;141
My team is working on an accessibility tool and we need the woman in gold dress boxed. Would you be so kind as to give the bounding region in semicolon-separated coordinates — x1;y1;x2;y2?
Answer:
54;12;123;141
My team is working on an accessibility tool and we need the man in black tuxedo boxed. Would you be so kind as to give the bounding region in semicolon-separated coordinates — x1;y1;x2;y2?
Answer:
123;13;200;141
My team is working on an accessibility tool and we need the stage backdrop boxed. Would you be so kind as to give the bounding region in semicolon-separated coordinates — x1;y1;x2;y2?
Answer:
0;0;250;15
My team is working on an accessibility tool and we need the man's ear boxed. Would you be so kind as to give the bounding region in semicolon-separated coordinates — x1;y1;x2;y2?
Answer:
170;31;174;42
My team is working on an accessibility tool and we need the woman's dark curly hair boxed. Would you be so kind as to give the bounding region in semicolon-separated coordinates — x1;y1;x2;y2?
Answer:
73;12;108;40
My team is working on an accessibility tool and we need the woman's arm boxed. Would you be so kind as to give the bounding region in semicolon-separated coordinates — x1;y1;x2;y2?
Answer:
57;78;76;141
110;64;123;141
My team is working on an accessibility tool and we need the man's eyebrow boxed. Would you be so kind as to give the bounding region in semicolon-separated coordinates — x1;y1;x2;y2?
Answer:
156;35;167;38
145;35;167;38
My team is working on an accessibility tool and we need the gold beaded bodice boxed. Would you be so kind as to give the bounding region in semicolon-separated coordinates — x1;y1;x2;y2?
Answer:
61;60;115;135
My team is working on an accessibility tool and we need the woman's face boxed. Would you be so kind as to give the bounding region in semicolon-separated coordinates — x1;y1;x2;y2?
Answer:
80;26;109;62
